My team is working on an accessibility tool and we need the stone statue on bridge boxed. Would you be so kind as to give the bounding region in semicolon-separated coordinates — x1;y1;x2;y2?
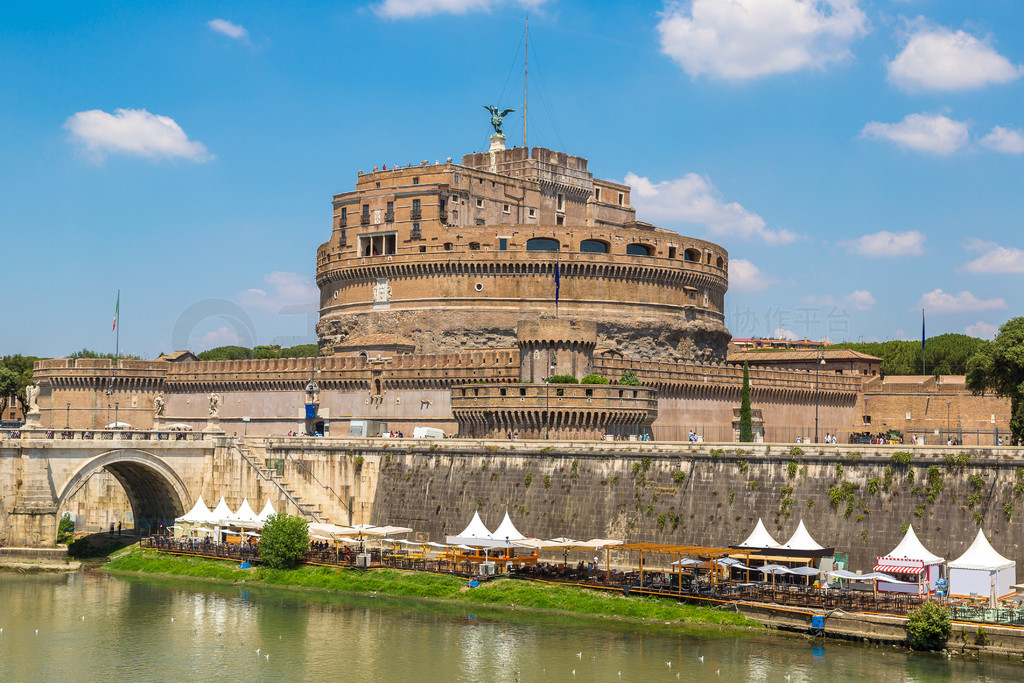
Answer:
25;383;40;415
208;392;220;418
154;394;165;417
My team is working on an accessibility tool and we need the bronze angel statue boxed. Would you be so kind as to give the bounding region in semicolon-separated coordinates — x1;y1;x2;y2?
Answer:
484;105;515;136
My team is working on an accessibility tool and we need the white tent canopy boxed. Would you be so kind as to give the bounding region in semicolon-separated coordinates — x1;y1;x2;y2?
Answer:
257;500;276;522
456;511;493;540
878;524;944;565
780;520;825;551
176;495;213;524
233;499;260;524
737;518;780;548
948;529;1017;601
209;497;234;525
492;512;526;541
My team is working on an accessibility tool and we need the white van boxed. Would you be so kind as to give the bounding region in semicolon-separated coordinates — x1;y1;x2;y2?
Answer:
413;426;445;439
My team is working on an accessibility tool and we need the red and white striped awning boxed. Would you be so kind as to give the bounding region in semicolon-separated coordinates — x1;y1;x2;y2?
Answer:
874;564;924;575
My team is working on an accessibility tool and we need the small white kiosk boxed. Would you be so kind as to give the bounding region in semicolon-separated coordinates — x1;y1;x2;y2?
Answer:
948;529;1016;602
875;525;945;594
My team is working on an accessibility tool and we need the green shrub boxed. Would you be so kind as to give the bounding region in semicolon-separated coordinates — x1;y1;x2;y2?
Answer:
737;459;749;475
580;374;609;384
883;466;894;490
728;490;735;505
353;455;365;472
259;514;309;570
631;463;641;476
790;447;804;456
657;513;667;530
867;477;880;495
968;473;985;491
787;461;798;478
547;374;578;384
710;448;724;457
543;475;551;490
57;512;75;544
673;471;687;485
976;626;989;647
905;603;951;650
524;473;532;487
891;451;914;466
641;456;652;471
747;480;760;491
834;463;844;479
617;370;641;386
806;499;815;509
1004;502;1014;521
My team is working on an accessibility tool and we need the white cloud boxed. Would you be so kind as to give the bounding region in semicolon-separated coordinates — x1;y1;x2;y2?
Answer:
803;289;876;311
64;108;212;162
918;288;1006;314
773;328;800;341
728;258;775;292
199;326;246;348
980;126;1024;155
239;271;319;311
624;172;797;245
838;230;925;257
372;0;547;19
965;321;998;340
860;112;969;155
207;18;249;41
959;238;1024;274
887;24;1022;92
656;0;868;80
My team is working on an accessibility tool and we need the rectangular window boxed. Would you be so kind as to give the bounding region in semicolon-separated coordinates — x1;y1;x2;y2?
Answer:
503;204;510;214
358;231;398;257
386;201;394;213
476;198;483;208
594;188;601;201
362;204;370;216
476;219;485;225
557;193;564;211
556;215;564;226
454;174;460;184
375;182;380;189
528;208;536;218
340;207;347;221
412;199;421;211
451;194;458;203
499;238;508;250
617;192;624;206
413;177;419;185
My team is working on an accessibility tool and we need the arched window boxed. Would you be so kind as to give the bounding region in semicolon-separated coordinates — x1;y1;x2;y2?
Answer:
579;239;608;253
683;248;701;262
716;256;724;269
526;238;559;252
626;243;652;256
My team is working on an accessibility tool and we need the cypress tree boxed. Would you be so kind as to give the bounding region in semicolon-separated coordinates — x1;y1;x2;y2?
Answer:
740;361;753;442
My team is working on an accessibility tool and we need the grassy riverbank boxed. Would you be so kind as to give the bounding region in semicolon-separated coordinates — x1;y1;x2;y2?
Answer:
103;549;758;628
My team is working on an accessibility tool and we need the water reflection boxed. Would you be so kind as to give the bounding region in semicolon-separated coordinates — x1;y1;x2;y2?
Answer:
0;570;1019;682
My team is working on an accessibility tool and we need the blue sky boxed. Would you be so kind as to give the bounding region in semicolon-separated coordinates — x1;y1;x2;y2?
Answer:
2;0;1022;359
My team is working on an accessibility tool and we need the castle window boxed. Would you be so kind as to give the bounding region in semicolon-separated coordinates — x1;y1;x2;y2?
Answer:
476;198;483;208
580;239;608;253
626;243;652;256
716;256;724;269
451;194;458;203
413;177;419;185
359;231;397;257
668;246;677;259
499;238;508;250
468;242;481;251
500;387;507;396
419;245;426;252
340;207;347;222
556;216;564;225
475;219;485;225
362;204;370;217
683;248;700;262
444;242;453;251
594;188;601;201
375;182;380;189
454;174;460;184
556;193;565;211
617;192;624;205
528;208;536;219
503;204;510;214
527;238;559;252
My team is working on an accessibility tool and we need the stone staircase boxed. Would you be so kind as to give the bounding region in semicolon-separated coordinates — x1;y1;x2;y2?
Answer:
15;456;56;511
231;444;325;522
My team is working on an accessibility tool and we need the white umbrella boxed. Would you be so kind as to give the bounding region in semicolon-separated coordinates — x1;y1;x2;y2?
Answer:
104;422;132;429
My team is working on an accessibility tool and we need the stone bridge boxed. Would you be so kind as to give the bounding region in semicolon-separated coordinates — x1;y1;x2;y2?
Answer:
0;431;371;548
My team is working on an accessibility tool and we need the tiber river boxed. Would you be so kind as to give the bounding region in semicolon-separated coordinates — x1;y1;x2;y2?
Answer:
0;570;1020;682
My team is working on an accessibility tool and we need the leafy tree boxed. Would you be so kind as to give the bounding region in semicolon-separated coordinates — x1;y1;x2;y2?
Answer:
966;317;1024;443
546;374;578;384
197;346;255;361
739;361;753;442
0;354;39;415
832;333;985;377
57;512;75;544
580;374;609;384
196;344;318;361
618;370;641;386
905;602;951;650
258;513;309;569
67;349;142;361
279;344;318;358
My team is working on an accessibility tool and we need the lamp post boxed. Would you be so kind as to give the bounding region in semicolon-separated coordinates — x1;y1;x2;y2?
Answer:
65;401;71;430
114;401;119;430
814;349;825;443
544;359;555;440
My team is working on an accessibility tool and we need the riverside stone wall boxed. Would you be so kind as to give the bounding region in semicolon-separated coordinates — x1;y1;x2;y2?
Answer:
358;442;1024;571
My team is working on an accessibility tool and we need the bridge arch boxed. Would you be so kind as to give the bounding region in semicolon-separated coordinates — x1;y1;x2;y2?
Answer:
58;449;192;532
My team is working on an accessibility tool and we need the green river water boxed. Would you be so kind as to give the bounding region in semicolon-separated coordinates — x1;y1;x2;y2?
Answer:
0;569;1020;682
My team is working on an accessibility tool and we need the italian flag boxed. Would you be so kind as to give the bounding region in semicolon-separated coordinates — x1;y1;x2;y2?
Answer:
112;292;119;331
